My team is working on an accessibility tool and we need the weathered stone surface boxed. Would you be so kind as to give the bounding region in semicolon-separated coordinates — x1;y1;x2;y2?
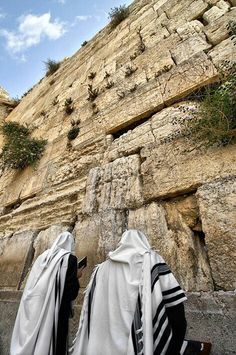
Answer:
197;177;236;290
74;209;127;286
0;231;35;288
0;177;86;235
208;37;236;67
203;1;230;23
185;291;236;355
128;200;213;291
0;290;234;355
204;8;236;45
141;139;236;201
158;52;217;105
176;20;205;40
0;86;10;100
83;155;143;213
170;35;212;64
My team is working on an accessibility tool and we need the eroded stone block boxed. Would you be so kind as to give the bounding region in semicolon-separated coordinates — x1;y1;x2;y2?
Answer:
0;231;35;288
197;177;236;290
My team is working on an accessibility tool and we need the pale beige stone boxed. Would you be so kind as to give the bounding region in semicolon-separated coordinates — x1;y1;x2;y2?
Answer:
204;8;236;44
197;177;236;290
128;201;213;291
0;86;10;100
158;52;217;105
170;35;212;64
74;209;127;286
203;4;229;23
141;140;236;201
0;231;35;288
83;155;143;213
176;20;205;40
208;37;236;67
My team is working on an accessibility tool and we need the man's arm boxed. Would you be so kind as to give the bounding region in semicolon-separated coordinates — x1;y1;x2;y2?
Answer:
166;303;187;355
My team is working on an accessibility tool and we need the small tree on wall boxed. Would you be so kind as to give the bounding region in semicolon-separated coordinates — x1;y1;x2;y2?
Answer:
1;122;47;170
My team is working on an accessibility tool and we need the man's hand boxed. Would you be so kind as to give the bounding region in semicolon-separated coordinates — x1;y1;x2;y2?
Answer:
77;267;84;279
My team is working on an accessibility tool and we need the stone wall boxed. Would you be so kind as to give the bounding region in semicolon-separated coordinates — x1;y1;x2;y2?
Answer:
0;0;235;354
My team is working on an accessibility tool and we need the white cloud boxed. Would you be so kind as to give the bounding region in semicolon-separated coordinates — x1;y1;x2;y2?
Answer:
76;15;92;21
76;15;101;22
0;12;66;54
57;0;66;4
0;11;6;19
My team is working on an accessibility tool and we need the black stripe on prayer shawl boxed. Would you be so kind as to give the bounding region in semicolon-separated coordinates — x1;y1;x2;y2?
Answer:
132;294;144;355
151;263;171;292
88;269;98;337
154;323;172;355
153;301;172;354
52;259;63;355
163;292;186;306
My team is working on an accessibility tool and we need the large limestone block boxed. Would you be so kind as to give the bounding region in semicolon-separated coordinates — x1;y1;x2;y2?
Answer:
74;209;127;287
208;37;236;67
203;2;230;23
204;8;236;45
158;52;217;105
161;0;208;20
176;20;205;41
104;121;155;163
170;35;212;64
83;155;143;213
128;201;213;291
141;138;236;201
101;79;164;133
0;231;35;288
197;177;236;290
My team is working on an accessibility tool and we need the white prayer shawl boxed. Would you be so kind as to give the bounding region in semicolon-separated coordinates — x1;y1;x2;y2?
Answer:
71;229;187;355
10;232;75;355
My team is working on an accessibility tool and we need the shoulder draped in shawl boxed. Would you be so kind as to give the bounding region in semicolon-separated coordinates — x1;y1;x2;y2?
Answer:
10;232;75;355
71;229;187;355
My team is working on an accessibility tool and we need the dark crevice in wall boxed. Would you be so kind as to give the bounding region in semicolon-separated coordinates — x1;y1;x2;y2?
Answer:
111;112;156;140
17;231;38;290
3;194;37;215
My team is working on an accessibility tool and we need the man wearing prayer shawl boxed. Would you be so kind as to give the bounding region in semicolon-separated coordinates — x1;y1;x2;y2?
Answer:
71;229;211;355
10;231;81;355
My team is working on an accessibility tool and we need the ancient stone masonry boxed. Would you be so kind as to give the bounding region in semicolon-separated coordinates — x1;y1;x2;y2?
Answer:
0;0;236;354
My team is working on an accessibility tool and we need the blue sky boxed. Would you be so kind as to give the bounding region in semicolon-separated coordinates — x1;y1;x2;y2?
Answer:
0;0;133;98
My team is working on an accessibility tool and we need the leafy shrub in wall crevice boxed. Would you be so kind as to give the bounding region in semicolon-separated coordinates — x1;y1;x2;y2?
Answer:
1;122;47;170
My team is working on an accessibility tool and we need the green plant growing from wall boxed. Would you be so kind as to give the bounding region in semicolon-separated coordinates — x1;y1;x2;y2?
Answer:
88;72;96;80
87;84;99;101
226;20;236;45
124;65;137;77
81;40;88;47
67;119;80;140
108;5;129;29
64;98;74;114
178;62;236;147
1;122;47;170
137;26;146;53
105;80;114;89
44;59;60;76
